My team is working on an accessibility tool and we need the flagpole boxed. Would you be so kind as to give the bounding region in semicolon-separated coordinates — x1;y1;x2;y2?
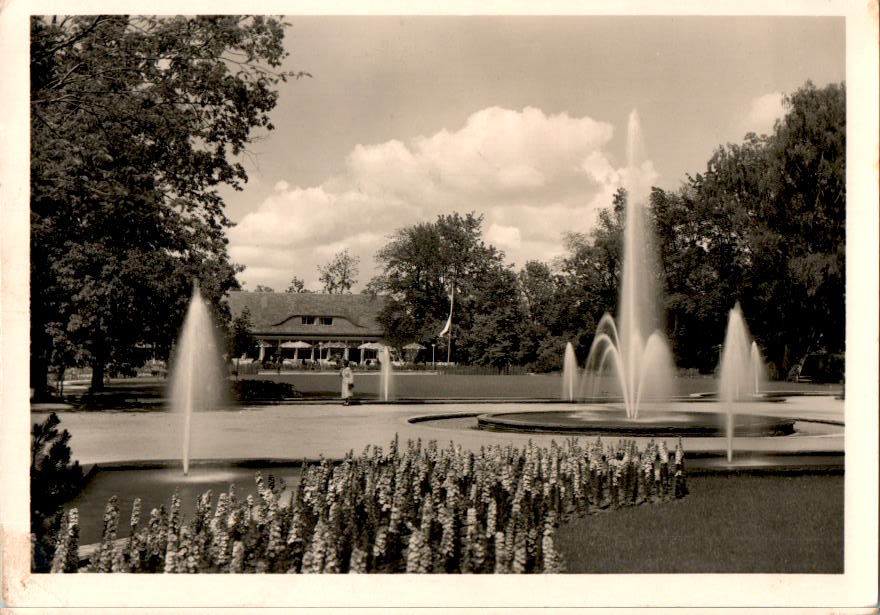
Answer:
447;287;454;364
438;286;455;365
447;315;452;364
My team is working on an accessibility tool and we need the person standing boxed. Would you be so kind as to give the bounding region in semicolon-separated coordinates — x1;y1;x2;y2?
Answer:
340;361;354;404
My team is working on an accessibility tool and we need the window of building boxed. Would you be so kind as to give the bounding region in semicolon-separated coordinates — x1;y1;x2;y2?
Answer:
301;316;333;325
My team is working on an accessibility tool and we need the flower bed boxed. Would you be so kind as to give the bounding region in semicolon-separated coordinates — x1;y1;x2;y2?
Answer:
52;436;686;573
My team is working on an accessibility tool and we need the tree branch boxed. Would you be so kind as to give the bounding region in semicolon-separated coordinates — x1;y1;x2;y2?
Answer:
37;16;107;59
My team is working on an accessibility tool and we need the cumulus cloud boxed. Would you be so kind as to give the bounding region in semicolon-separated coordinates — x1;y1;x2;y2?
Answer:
485;223;522;253
739;92;785;138
229;106;653;290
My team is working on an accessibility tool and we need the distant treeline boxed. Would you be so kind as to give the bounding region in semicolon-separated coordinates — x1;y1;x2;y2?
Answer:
365;81;844;377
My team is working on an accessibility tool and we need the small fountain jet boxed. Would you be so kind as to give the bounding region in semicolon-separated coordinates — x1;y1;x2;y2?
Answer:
718;303;766;462
168;283;227;475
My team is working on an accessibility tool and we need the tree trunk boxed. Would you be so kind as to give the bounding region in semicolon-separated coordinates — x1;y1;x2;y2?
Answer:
781;344;791;377
30;347;51;402
90;345;106;393
30;310;54;400
671;311;680;359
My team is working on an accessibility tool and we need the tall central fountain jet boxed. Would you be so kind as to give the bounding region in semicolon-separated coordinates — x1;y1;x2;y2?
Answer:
584;111;675;418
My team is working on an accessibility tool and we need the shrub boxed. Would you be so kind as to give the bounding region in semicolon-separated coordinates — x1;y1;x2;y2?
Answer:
533;338;567;373
31;413;85;572
54;436;686;573
230;379;300;402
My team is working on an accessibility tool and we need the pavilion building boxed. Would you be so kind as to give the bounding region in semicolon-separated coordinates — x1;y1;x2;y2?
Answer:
227;291;388;366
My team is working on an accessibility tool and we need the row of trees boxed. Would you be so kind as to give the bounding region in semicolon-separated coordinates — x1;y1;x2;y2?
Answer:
364;208;625;371
369;81;845;376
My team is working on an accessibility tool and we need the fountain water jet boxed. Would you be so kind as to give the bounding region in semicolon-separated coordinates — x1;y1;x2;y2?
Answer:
378;346;393;401
583;110;675;418
562;342;578;401
718;303;766;462
168;284;228;475
750;341;765;396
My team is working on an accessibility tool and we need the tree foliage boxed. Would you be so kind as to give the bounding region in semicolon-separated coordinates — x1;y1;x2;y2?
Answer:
31;413;84;572
30;15;301;396
521;188;628;368
369;213;523;363
229;307;255;358
462;265;523;369
318;249;360;294
515;260;561;367
650;81;845;374
285;276;312;293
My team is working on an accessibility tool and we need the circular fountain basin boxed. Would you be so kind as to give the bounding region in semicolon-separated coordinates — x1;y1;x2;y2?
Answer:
476;407;796;437
69;462;302;545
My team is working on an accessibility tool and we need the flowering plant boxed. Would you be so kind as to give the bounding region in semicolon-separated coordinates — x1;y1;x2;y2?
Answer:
55;436;686;573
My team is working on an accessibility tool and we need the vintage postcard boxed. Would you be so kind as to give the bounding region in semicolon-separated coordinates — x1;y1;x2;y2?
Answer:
2;0;877;611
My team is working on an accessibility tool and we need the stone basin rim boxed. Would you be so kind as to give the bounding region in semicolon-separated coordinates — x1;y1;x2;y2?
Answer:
475;408;804;437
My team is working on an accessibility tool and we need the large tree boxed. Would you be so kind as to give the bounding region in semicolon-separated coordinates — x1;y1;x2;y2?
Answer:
30;15;301;396
651;81;845;375
764;81;846;370
649;184;725;369
516;259;560;365
463;264;524;369
369;212;517;363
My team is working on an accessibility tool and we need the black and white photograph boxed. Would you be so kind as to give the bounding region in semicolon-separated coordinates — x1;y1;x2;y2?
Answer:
1;1;877;611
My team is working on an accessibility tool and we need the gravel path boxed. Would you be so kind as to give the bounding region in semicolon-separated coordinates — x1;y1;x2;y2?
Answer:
32;396;844;466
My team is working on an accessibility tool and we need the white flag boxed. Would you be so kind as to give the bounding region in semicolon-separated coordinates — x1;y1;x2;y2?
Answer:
438;290;454;337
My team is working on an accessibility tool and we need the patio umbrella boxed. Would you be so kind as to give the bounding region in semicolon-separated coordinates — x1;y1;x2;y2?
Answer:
357;341;384;366
256;340;272;361
402;342;425;363
325;341;348;361
281;340;312;360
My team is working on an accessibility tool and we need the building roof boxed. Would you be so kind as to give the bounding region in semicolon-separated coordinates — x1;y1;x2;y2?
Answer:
227;291;387;339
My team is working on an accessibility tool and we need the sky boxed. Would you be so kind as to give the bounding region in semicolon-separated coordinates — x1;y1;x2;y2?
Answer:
217;16;846;292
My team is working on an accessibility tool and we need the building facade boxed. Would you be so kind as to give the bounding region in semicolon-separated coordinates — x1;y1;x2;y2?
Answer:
227;291;388;366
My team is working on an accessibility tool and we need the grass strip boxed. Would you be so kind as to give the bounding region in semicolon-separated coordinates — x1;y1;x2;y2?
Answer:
558;474;843;573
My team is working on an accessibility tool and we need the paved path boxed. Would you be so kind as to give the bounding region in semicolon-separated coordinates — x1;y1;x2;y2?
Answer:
32;396;844;466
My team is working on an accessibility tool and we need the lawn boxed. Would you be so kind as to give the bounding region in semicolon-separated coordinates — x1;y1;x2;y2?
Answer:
40;373;842;409
243;372;840;401
557;473;843;573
